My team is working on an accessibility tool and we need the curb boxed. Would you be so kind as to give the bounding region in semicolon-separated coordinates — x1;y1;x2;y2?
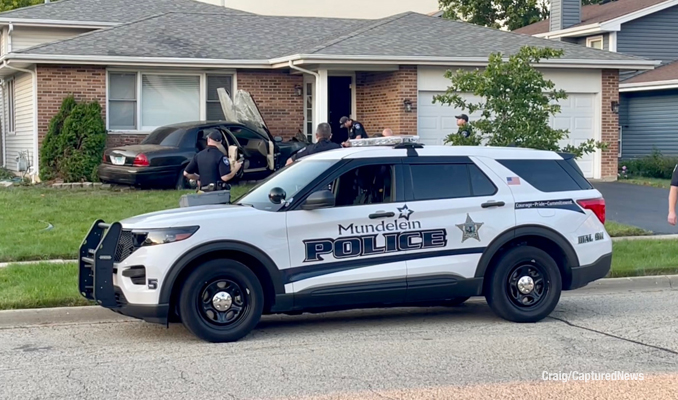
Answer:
0;259;77;268
612;234;678;241
0;275;675;328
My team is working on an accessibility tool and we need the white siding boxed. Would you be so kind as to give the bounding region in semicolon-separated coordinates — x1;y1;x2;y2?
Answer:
5;72;34;173
11;26;92;51
0;27;6;56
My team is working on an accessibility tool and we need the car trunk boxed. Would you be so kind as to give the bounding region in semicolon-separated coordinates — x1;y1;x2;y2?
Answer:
104;144;171;166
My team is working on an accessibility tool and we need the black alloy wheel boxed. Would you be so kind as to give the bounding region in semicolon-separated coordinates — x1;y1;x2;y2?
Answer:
485;246;562;323
179;259;264;343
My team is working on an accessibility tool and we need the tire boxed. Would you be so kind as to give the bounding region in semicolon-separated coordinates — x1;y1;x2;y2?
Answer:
442;297;470;307
175;171;187;190
485;246;562;323
179;259;264;343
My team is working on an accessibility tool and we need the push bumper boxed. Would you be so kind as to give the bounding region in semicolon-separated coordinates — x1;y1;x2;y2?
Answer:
78;220;168;324
567;253;612;290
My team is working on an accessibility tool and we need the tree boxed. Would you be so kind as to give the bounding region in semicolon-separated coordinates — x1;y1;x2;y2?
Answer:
439;0;604;31
433;45;606;158
0;0;58;12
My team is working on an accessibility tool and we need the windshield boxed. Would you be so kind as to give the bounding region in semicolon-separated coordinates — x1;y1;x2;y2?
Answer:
141;126;186;147
234;159;338;211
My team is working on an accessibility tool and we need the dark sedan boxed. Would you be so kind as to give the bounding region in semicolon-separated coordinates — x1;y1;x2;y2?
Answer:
98;121;307;189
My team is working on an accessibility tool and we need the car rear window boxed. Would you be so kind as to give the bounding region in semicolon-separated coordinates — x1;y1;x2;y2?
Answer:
141;127;186;147
409;163;497;201
497;159;593;192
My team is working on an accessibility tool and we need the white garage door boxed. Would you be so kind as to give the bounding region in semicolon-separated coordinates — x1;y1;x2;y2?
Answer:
417;91;597;178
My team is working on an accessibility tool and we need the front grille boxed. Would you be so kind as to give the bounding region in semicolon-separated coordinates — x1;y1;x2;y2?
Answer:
115;230;143;263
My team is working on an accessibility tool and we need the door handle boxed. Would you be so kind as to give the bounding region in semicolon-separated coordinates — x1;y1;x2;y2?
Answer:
481;201;505;208
369;211;395;219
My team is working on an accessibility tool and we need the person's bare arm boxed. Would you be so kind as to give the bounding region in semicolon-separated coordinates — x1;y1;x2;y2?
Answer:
220;161;243;183
669;165;678;225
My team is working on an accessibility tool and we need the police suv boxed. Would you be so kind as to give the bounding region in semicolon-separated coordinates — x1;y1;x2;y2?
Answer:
79;136;612;343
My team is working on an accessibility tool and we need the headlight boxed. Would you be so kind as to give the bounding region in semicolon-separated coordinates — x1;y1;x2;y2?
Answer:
136;226;200;246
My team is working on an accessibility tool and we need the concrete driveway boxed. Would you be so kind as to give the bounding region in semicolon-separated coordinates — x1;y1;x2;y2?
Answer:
593;182;678;235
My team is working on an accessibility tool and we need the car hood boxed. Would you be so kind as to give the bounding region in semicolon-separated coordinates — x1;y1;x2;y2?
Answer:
120;204;260;230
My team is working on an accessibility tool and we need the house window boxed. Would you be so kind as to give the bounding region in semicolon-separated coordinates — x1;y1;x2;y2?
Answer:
305;82;313;142
108;72;234;131
108;73;137;130
206;75;233;121
586;36;603;49
7;79;15;134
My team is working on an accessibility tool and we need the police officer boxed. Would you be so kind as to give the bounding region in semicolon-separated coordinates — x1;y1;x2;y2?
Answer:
286;122;340;166
456;114;472;138
184;129;242;191
668;163;678;225
339;116;368;142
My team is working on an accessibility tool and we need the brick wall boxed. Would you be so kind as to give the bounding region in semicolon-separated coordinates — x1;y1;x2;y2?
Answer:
36;65;106;147
356;66;417;136
236;70;303;140
601;69;620;180
106;134;147;148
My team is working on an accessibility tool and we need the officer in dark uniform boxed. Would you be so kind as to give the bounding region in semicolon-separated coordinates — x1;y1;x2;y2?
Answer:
668;163;678;225
456;114;472;138
339;116;368;143
286;122;340;166
184;129;242;191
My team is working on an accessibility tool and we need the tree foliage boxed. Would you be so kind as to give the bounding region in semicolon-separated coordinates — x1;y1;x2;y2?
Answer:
0;0;59;12
433;45;606;158
39;96;107;182
439;0;604;31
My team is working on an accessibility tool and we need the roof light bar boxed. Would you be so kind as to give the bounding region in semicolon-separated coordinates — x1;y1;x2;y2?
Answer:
348;135;422;147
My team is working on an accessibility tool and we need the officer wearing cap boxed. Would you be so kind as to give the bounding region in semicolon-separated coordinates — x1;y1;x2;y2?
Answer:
339;116;368;144
286;122;340;166
184;128;242;191
668;163;678;225
456;114;472;138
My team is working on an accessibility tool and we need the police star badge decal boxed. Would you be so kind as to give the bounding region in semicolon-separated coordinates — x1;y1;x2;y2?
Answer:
398;204;414;221
456;214;484;242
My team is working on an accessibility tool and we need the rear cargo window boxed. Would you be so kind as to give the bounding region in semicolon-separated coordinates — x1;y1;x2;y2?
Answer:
497;159;592;192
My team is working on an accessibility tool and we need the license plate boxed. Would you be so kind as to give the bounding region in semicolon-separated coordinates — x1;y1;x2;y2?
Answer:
111;156;125;165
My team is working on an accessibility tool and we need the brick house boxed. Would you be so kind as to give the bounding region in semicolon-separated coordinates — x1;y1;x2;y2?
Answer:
0;0;657;181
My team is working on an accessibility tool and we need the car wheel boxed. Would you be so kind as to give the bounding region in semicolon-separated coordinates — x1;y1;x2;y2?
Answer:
485;246;562;323
175;171;187;190
442;297;470;307
179;259;264;343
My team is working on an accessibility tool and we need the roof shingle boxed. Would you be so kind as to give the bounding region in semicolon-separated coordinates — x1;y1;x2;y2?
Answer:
0;0;250;24
624;60;678;84
514;0;669;36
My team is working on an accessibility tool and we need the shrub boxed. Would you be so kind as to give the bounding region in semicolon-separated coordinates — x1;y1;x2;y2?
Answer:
621;150;678;180
39;96;106;182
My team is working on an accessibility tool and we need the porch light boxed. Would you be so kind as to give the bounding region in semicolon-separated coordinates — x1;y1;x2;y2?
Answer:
403;99;413;112
611;101;619;114
294;85;303;96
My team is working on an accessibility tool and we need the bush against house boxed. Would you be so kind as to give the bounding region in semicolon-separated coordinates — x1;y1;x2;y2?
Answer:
39;96;107;182
433;45;606;158
621;150;678;180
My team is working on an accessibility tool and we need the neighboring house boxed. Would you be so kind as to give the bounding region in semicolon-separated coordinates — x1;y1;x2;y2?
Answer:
515;0;678;159
197;0;440;19
0;0;656;182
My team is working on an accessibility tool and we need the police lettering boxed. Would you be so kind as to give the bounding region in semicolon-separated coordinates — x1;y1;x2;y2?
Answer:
303;229;447;262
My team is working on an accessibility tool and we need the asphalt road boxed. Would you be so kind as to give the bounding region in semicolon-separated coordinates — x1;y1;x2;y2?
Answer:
1;288;677;400
593;182;678;234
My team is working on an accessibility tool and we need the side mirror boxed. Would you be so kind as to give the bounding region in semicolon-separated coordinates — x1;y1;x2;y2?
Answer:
268;187;287;204
301;190;335;210
274;136;283;143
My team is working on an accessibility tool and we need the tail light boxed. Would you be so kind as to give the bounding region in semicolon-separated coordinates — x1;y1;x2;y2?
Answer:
577;198;605;224
102;153;107;163
133;153;150;167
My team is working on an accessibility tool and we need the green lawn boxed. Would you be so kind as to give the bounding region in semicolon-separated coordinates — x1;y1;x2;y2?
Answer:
619;177;672;189
1;239;676;310
0;186;252;263
605;221;652;237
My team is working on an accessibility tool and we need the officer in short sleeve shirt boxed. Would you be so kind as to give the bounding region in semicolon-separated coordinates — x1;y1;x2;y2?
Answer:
339;116;368;140
669;164;678;225
184;129;241;190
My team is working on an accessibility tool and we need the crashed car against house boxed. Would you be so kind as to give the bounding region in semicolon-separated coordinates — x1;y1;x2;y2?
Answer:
98;89;308;189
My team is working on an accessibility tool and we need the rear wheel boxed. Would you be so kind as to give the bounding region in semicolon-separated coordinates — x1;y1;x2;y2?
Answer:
179;259;264;343
175;170;188;190
485;246;561;323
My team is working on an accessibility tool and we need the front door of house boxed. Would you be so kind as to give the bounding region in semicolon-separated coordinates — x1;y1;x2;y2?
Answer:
328;76;352;143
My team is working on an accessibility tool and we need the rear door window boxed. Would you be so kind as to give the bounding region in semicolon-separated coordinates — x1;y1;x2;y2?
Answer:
409;163;497;201
497;159;592;192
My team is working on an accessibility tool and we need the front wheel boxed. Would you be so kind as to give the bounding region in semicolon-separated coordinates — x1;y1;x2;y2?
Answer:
485;246;562;323
179;259;264;343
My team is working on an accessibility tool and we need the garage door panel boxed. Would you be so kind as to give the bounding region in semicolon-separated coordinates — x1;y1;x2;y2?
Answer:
418;90;598;178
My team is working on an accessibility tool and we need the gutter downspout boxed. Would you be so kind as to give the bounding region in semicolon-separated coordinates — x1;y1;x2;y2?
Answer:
7;22;13;53
2;60;39;182
288;61;322;142
0;77;4;168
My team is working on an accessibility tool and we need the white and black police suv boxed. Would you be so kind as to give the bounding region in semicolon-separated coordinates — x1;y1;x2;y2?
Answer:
79;136;612;343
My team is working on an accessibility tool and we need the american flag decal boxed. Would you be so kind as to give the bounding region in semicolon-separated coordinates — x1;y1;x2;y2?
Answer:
507;177;521;185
